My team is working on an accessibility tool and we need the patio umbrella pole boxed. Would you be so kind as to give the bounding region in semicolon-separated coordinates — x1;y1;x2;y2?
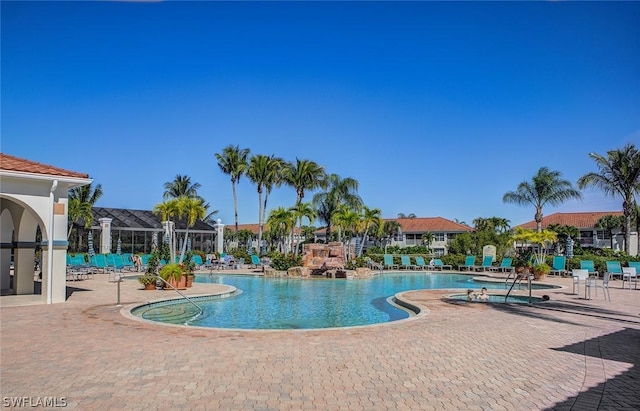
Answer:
116;276;121;306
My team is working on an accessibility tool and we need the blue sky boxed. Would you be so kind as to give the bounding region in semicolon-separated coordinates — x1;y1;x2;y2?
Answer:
2;1;639;228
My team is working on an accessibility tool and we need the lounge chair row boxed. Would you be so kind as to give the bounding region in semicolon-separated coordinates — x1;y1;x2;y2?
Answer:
382;254;452;270
549;256;640;282
457;256;515;273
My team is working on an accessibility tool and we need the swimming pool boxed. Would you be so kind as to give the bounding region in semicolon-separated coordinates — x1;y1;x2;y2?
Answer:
131;272;555;330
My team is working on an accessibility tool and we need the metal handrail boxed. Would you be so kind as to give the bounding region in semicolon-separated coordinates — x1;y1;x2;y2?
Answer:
155;276;204;319
366;259;384;274
505;272;533;304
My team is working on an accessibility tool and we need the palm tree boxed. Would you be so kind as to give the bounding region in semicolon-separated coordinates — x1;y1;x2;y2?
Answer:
215;144;250;235
312;174;362;239
201;203;219;225
283;158;327;206
266;207;296;253
577;143;640;254
247;154;283;255
382;220;402;253
163;174;201;199
358;206;382;257
503;167;582;232
289;202;316;254
67;198;93;240
489;217;511;234
153;199;180;262
175;196;206;264
421;231;435;250
332;205;361;260
548;223;580;255
68;183;103;246
397;213;416;218
596;215;625;250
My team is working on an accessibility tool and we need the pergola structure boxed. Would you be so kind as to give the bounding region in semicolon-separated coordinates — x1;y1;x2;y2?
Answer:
0;153;91;303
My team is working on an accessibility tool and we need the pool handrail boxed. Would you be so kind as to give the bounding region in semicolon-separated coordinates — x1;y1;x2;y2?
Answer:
155;276;204;321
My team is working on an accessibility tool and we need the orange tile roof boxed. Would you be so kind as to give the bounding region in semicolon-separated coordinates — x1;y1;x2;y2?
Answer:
392;217;474;233
313;217;474;235
0;153;89;179
516;211;624;230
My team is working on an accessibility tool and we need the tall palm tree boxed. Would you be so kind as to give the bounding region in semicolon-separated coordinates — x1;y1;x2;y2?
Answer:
312;174;362;239
578;143;640;254
489;217;511;234
215;144;250;235
163;174;201;199
247;154;282;255
289;202;316;254
153;199;181;262
69;182;103;205
266;206;296;253
67;198;93;240
332;204;361;260
68;182;103;245
175;196;207;264
358;206;382;257
421;231;436;250
596;215;625;249
382;220;402;253
503;167;582;232
283;158;327;206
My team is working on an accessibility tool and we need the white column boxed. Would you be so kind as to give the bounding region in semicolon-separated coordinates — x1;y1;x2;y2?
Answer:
99;218;112;254
214;219;224;254
630;232;638;257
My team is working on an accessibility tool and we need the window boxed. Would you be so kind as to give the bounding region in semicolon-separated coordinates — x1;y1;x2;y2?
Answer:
596;230;611;240
434;233;445;242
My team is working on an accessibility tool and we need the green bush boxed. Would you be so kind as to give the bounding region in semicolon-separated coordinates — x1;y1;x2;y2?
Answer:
269;253;303;271
159;263;183;281
345;256;367;270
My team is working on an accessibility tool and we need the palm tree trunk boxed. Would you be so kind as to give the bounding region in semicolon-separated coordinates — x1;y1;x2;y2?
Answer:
257;189;263;256
358;225;369;257
624;200;632;254
178;229;189;264
232;182;239;235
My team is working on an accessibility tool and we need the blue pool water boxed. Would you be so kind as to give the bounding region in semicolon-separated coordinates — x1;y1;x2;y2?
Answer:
132;273;553;329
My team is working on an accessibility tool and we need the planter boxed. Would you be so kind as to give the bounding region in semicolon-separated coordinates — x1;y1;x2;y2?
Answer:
143;282;157;291
168;275;187;290
533;272;548;280
138;275;158;290
185;275;194;288
515;267;531;275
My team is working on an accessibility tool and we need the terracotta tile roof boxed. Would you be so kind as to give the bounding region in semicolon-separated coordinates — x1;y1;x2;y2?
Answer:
392;217;474;233
313;217;473;235
0;153;89;179
516;211;624;230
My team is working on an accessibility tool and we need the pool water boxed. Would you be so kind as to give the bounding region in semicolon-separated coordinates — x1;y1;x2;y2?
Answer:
132;272;553;329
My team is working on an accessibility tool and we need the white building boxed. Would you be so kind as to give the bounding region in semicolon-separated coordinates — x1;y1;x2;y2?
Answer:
1;153;91;303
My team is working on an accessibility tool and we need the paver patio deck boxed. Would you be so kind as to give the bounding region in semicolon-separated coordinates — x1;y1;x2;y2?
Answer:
1;270;638;410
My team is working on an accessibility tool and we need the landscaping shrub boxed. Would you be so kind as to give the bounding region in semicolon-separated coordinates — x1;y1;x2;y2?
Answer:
269;253;303;271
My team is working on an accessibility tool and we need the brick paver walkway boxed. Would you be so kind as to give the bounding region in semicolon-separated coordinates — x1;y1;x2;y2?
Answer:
1;271;638;410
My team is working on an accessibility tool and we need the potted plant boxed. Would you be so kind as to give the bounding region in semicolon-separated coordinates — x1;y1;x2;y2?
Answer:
138;274;158;290
182;251;196;288
533;263;551;280
159;263;186;290
513;249;534;275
